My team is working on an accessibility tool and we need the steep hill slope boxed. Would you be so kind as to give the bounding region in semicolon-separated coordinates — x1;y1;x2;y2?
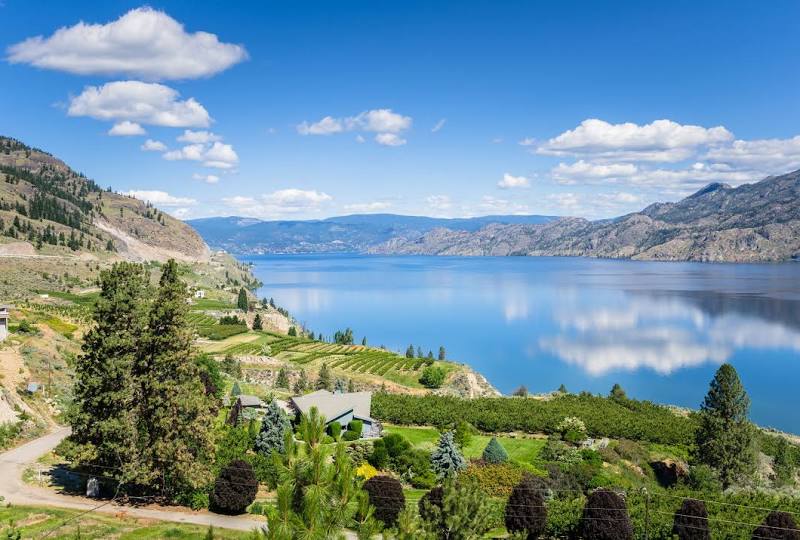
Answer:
370;170;800;262
0;136;209;262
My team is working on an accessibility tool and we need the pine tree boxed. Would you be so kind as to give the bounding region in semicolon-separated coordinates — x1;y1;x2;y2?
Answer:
275;368;289;389
416;346;424;359
237;287;248;311
316;363;333;391
610;383;627;401
361;337;367;346
695;364;756;488
134;259;215;496
293;369;308;394
773;437;795;487
438;346;446;361
347;379;355;393
231;381;242;396
334;378;347;393
482;437;509;464
255;399;291;455
71;262;149;481
405;345;415;359
430;431;466;478
252;313;263;330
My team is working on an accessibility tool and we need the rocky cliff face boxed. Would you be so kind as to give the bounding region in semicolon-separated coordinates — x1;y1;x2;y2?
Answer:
371;170;800;262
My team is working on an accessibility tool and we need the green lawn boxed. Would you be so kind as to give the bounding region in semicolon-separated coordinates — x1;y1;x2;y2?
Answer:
383;424;546;463
0;505;252;539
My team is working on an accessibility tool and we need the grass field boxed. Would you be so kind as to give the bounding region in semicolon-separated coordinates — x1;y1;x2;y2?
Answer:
0;505;252;539
384;424;547;463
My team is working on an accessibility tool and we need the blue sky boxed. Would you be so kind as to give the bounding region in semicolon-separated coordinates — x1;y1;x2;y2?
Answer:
1;0;799;220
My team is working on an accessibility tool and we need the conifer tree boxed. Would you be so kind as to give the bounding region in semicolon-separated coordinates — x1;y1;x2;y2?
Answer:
438;346;446;361
71;262;149;481
293;369;308;394
237;287;248;311
482;437;509;464
134;259;215;496
430;431;466;478
255;399;291;455
695;364;756;488
275;368;289;389
316;363;333;391
347;379;355;393
252;313;263;330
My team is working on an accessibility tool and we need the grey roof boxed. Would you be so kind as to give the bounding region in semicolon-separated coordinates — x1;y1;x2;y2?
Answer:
290;390;372;422
237;395;263;407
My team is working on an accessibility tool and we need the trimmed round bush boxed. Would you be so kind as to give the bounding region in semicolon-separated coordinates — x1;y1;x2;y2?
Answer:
418;486;445;533
363;475;405;526
328;421;342;439
482;436;509;464
752;511;800;540
579;489;633;540
504;476;547;540
672;498;710;540
211;459;258;515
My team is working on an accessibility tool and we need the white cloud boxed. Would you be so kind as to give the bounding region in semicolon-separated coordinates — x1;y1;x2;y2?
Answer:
431;118;447;132
124;190;196;207
141;139;167;152
177;129;221;143
426;195;453;212
107;120;145;136
497;173;530;189
68;81;211;127
375;133;407;147
170;207;192;219
703;136;800;172
163;140;238;169
7;6;247;80
478;195;530;215
518;137;536;146
538;119;733;162
343;201;392;213
192;173;219;184
546;192;581;211
552;160;638;184
297;108;412;146
223;189;333;218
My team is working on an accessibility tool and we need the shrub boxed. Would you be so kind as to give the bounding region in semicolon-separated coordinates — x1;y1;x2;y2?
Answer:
395;448;436;489
431;431;466;478
368;440;390;469
255;399;291;455
419;365;446;389
349;419;364;434
539;437;580;465
328;421;342;440
684;464;722;492
672;498;709;540
462;462;526;497
247;452;278;489
363;475;405;526
482;437;509;464
356;462;378;480
176;489;210;510
505;476;547;540
453;420;475;449
579;489;633;540
342;430;361;441
556;416;587;442
345;441;373;465
210;459;258;515
418;485;444;524
751;511;800;540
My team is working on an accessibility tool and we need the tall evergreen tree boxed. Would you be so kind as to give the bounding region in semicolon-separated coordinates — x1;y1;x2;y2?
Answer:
275;368;289;389
293;369;308;394
134;259;215;496
252;313;263;330
255;399;291;455
237;287;248;311
71;262;149;481
438;346;446;361
430;431;466;478
316;363;333;391
695;364;756;489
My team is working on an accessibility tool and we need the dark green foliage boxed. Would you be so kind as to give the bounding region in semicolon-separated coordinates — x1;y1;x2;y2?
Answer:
197;323;248;340
333;328;354;345
579;489;633;540
610;383;627;402
210;459;258;515
328;421;342;440
513;385;529;397
220;354;242;378
419;365;446;389
293;369;308;394
255;399;291;455
672;498;709;540
275;368;289;389
684;464;722;492
368;440;390;469
773;437;796;487
231;381;242;397
349;419;363;434
405;344;415;359
751;511;800;540
236;288;248;311
431;431;466;478
342;430;361;441
287;326;297;337
418;485;444;524
372;392;696;445
453;420;474;449
363;475;405;526
219;315;245;325
438;346;446;361
695;364;756;488
505;476;547;540
417;479;495;538
252;313;263;330
226;396;242;427
316;363;333;391
196;354;224;400
482;437;509;464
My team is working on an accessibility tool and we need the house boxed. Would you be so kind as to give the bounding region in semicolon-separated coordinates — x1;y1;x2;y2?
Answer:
236;395;265;408
289;390;380;438
0;305;9;342
194;290;206;299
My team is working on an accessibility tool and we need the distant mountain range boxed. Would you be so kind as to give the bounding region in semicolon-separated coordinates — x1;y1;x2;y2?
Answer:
192;170;800;262
187;214;556;254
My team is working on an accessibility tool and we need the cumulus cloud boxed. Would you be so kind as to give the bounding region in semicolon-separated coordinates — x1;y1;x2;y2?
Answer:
108;120;145;136
431;118;447;132
297;108;412;146
140;139;167;152
68;81;211;127
343;201;392;213
497;173;530;189
375;133;406;146
552;160;638;184
163;140;238;169
192;173;219;184
123;190;196;206
703;136;800;172
478;195;530;214
7;7;247;80
177;129;221;143
538;119;733;162
223;189;333;218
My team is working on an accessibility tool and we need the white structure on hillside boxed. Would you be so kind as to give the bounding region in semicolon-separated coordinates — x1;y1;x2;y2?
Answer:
194;289;206;299
0;305;9;342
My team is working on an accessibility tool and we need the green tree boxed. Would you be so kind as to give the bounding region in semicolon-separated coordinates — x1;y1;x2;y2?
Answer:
773;437;795;487
430;431;466;478
252;313;263;330
453;420;473;450
196;354;224;401
287;326;297;337
438;346;446;361
417;478;494;539
231;381;242;397
70;262;149;481
275;368;289;389
694;364;756;489
361;337;367;346
134;259;215;495
316;363;333;391
293;369;308;394
255;399;291;455
347;379;355;393
417;346;424;359
236;287;248;311
405;344;415;359
419;366;446;389
610;383;627;401
482;437;509;464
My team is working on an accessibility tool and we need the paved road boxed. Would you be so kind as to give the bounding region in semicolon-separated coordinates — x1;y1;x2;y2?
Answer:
0;427;267;533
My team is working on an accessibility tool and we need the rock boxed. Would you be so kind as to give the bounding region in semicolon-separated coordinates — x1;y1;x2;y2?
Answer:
86;477;100;498
650;459;689;487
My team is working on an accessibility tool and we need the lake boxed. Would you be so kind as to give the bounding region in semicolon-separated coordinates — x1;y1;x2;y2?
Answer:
244;254;800;433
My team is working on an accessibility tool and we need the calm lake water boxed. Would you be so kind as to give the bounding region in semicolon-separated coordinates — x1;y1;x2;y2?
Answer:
245;254;800;433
